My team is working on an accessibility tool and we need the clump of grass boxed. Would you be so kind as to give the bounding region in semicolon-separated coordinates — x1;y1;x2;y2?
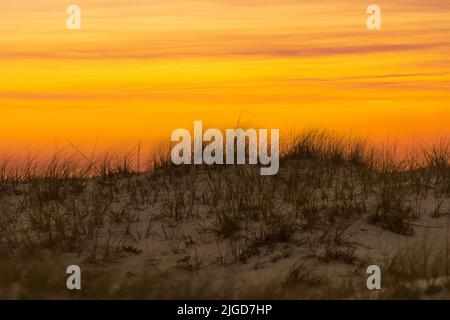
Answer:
371;182;415;236
283;129;375;169
380;239;449;299
283;261;327;288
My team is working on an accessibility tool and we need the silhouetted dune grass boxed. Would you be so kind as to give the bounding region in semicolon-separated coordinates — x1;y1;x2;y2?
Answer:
0;129;449;299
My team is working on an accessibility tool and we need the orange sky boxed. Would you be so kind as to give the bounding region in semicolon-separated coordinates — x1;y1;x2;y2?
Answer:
1;0;450;157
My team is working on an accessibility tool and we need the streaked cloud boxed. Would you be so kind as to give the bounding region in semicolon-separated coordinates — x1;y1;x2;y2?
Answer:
0;0;449;154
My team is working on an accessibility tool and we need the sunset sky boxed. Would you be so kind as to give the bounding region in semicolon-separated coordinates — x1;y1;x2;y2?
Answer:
1;0;450;156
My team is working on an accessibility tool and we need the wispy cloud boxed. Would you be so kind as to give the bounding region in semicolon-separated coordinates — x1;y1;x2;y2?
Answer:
1;0;450;153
